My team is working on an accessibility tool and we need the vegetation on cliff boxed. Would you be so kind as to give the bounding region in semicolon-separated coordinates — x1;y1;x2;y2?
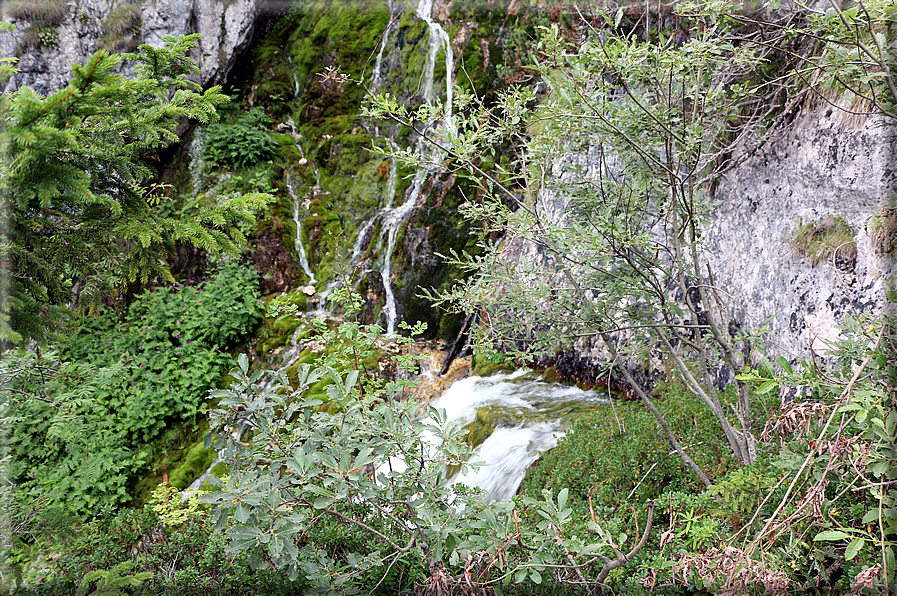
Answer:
0;0;895;594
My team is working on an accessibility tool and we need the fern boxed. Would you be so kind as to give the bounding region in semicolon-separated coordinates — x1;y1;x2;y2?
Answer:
77;561;153;596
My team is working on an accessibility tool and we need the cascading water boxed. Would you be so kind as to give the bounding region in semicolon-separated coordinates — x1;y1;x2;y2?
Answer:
384;370;607;503
189;126;205;197
378;168;427;334
286;173;317;285
364;0;455;333
315;0;457;333
416;0;453;116
433;370;606;502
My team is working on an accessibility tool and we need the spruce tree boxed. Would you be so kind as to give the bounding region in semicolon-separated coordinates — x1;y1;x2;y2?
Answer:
0;34;272;344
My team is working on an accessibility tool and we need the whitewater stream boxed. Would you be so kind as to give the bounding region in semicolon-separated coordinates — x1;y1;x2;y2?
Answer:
189;6;588;501
433;370;606;501
383;369;607;502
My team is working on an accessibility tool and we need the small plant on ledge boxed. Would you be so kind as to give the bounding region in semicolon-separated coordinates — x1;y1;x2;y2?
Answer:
791;217;857;269
867;199;897;255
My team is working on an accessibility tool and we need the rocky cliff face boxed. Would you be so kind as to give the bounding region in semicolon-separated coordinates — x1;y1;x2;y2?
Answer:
707;102;896;360
0;0;266;94
492;99;895;390
6;0;893;368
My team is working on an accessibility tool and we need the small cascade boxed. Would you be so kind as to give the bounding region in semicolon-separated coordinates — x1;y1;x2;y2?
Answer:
378;169;427;334
381;370;606;502
286;173;317;285
416;0;453;118
434;370;607;502
287;2;456;332
370;0;400;93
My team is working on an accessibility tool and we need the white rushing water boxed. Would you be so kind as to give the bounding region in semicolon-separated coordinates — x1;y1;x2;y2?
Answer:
416;0;453;117
307;2;455;329
286;173;318;285
378;169;427;334
417;370;607;502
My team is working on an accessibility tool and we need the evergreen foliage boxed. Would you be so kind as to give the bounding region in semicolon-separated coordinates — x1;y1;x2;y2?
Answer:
0;34;272;344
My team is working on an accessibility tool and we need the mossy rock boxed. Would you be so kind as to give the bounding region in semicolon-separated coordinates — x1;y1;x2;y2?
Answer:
256;292;309;358
471;360;515;377
168;440;217;490
256;313;303;358
198;462;229;492
462;400;598;449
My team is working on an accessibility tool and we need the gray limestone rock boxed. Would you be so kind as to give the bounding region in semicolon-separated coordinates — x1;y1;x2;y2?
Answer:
706;101;897;361
1;0;264;95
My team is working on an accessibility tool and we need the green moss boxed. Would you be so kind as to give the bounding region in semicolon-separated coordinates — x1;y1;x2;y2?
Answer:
277;0;389;136
168;440;217;490
471;360;514;377
255;306;304;358
520;385;737;516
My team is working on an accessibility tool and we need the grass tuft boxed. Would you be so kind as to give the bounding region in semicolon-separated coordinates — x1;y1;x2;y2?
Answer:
6;0;68;26
100;2;142;52
868;202;897;255
791;217;856;267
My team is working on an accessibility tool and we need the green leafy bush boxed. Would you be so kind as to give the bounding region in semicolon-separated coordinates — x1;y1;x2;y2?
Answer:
204;108;277;170
8;503;308;595
2;262;262;516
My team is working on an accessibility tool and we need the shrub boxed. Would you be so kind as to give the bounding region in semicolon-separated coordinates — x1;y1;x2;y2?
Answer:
868;200;897;254
21;26;59;48
8;504;308;594
205;107;277;170
7;0;68;50
519;385;736;519
2;262;262;517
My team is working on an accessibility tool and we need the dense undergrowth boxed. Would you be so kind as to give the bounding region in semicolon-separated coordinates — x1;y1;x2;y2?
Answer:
2;262;261;521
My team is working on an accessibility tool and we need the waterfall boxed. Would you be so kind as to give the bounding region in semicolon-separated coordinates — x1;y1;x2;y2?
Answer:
286;173;317;286
367;0;456;333
310;3;455;331
436;370;606;502
378;169;427;334
286;116;320;187
416;0;453;117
